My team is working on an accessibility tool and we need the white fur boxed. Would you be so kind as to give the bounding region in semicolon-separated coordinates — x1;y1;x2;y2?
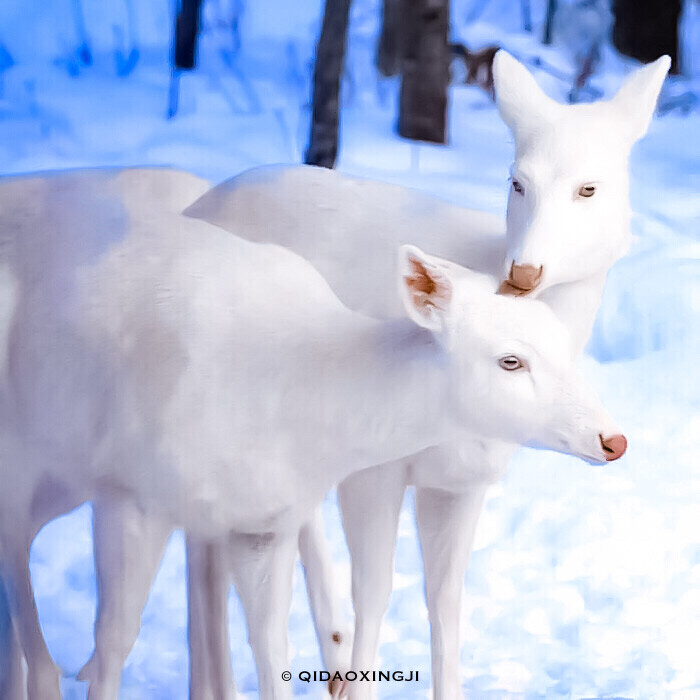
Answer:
494;52;670;292
0;167;211;700
177;52;668;699
0;164;622;700
0;52;667;700
0;167;353;700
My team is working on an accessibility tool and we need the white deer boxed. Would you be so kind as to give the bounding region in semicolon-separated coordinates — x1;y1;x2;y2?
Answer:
0;168;355;700
79;51;666;700
176;51;667;699
0;50;667;700
0;167;211;700
0;169;625;700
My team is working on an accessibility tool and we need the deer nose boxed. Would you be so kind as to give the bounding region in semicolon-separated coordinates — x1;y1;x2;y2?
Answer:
498;262;544;296
599;433;627;461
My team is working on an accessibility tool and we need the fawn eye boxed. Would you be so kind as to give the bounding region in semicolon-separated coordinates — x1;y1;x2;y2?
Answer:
577;184;596;198
512;179;524;195
498;355;524;371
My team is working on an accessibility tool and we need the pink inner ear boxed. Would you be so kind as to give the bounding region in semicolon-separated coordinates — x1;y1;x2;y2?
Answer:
404;258;451;309
406;259;436;296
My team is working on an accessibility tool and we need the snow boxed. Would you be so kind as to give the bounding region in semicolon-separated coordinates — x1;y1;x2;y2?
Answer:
1;0;698;697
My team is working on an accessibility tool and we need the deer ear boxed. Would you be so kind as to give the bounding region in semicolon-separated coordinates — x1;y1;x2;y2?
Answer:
610;55;671;143
398;245;453;333
493;50;559;140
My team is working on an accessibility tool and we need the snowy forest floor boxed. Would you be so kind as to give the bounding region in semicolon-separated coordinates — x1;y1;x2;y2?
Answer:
1;0;699;698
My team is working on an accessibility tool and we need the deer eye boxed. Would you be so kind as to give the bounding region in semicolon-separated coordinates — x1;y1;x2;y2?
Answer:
512;179;524;195
577;184;596;198
498;355;525;371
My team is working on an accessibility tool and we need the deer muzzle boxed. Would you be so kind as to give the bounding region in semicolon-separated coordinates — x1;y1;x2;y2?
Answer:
599;433;627;461
498;262;544;296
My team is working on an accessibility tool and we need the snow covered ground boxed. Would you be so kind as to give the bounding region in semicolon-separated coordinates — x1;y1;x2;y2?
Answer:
1;0;699;697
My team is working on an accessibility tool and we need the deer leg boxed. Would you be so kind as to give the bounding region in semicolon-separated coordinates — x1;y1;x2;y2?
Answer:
79;493;171;700
0;538;61;700
337;461;407;700
415;484;488;700
298;505;353;695
0;587;26;700
229;528;298;700
186;534;237;700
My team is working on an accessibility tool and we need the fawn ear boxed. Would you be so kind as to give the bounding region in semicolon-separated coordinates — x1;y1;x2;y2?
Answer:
609;55;671;143
493;50;560;140
398;245;454;334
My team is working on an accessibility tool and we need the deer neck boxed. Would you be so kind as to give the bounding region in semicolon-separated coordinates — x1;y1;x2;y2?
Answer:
310;318;452;482
538;269;608;357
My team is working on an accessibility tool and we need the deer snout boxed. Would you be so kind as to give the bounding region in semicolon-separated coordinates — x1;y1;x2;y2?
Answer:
599;433;627;461
498;262;544;296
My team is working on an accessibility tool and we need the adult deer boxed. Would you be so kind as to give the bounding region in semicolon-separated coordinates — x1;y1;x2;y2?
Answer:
0;49;667;699
0;167;625;700
0;166;356;700
179;52;668;698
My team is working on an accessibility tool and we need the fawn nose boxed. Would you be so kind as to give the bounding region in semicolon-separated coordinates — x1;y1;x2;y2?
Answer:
599;433;627;461
498;262;544;296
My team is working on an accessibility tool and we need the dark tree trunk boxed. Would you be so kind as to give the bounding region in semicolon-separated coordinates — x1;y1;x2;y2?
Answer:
398;0;450;144
521;0;532;33
377;0;404;77
304;0;353;169
72;0;93;65
174;0;203;70
612;0;681;74
542;0;557;45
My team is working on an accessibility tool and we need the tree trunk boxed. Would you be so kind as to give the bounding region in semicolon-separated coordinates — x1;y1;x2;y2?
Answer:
542;0;557;45
377;0;404;77
398;0;450;144
521;0;532;33
174;0;203;70
304;0;353;169
612;0;681;74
